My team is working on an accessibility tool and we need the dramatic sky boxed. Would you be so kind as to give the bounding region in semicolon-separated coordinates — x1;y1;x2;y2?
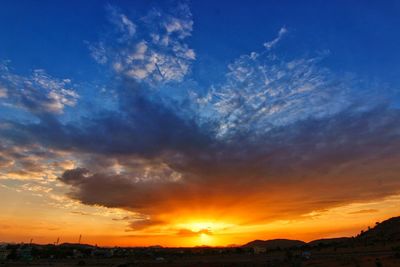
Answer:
1;0;400;247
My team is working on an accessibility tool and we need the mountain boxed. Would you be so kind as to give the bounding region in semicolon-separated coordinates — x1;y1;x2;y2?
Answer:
243;239;305;249
357;216;400;241
243;216;400;249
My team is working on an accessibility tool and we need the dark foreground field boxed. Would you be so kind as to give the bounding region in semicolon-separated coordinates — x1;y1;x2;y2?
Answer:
1;247;400;267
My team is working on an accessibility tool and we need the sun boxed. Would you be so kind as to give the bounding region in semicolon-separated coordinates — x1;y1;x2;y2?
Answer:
199;231;213;245
175;220;236;246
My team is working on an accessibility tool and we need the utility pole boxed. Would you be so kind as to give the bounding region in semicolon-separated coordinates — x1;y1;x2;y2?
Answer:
78;234;82;244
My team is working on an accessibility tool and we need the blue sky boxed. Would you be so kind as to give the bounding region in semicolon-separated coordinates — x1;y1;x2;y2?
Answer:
1;1;399;84
1;0;400;245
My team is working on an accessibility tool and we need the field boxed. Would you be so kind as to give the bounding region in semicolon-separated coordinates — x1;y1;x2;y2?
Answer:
1;246;399;267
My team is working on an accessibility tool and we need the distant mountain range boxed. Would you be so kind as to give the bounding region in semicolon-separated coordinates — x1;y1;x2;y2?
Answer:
243;216;400;249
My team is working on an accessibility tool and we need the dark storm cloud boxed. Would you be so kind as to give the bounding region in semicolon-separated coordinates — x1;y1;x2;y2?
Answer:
128;219;165;231
51;99;400;227
1;80;212;158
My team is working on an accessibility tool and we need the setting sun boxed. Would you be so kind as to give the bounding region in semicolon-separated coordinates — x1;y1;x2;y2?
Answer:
199;232;213;246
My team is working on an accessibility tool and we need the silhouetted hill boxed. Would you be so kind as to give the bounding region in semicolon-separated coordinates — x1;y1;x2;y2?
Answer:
357;216;400;241
243;239;305;249
308;237;351;246
242;216;400;249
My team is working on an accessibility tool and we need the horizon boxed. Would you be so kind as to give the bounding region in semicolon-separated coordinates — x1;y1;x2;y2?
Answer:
1;0;400;248
1;215;397;248
1;215;395;248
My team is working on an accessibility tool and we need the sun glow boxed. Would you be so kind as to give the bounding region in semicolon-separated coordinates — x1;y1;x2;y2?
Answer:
178;220;235;233
172;220;236;246
199;232;213;245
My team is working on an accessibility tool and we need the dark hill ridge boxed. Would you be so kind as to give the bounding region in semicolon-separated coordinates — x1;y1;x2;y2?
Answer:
358;216;400;241
308;237;351;247
243;239;305;249
243;216;400;248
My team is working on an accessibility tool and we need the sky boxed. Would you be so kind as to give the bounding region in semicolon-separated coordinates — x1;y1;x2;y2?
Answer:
0;0;400;247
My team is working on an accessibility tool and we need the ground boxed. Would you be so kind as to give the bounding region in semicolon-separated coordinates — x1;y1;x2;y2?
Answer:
1;249;399;267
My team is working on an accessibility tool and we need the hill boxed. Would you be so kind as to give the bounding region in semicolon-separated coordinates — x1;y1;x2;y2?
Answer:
308;237;351;246
357;216;400;241
243;216;400;249
243;239;305;249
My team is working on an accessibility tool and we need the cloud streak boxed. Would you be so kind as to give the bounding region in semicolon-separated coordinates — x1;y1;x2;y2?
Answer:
264;26;288;50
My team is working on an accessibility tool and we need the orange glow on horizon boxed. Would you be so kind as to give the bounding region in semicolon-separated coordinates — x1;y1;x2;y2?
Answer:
1;183;399;247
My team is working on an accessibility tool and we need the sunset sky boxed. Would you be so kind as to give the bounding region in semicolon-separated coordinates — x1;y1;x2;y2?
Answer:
1;0;400;247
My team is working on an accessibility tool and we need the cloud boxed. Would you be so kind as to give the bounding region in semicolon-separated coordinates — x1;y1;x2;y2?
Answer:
1;3;400;233
129;218;165;231
20;182;53;194
88;42;108;64
2;37;399;229
90;3;195;85
1;80;212;161
0;64;78;114
107;5;136;41
70;211;91;216
194;50;377;139
177;228;212;237
112;216;132;221
0;141;75;181
51;106;400;228
162;2;193;39
348;209;379;215
264;26;288;50
0;86;7;98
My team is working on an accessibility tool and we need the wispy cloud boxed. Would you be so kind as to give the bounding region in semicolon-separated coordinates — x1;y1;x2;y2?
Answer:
195;50;367;138
89;3;195;85
348;209;379;215
264;26;288;50
70;211;91;216
107;5;136;41
0;64;78;114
